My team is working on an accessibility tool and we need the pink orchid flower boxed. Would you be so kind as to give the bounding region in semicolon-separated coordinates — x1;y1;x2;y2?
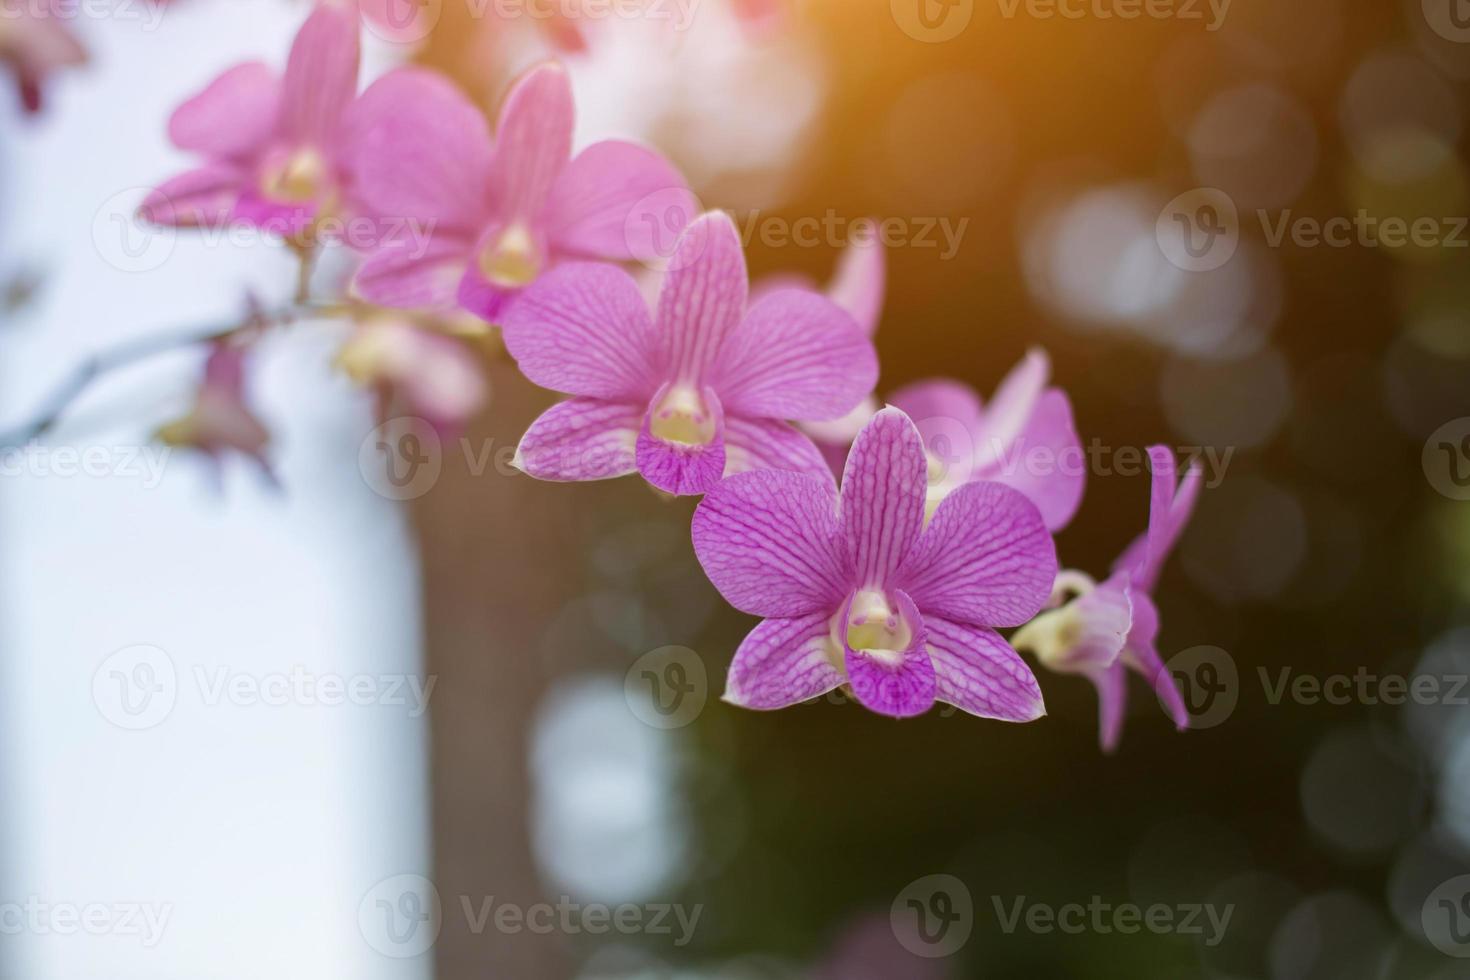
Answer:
501;211;879;496
141;3;361;236
0;1;86;115
888;349;1086;532
693;407;1058;719
345;61;694;322
1012;446;1202;751
156;341;274;480
336;319;488;432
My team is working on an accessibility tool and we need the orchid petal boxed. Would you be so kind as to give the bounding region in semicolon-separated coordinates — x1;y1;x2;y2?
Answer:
140;164;246;228
1011;577;1131;675
352;232;474;311
167;62;279;160
723;416;834;485
514;398;641;482
635;384;727;496
972;348;1049;471
826;221;886;336
925;617;1045;722
545;140;695;260
1123;591;1190;731
838;408;927;589
843;590;936;718
976;388;1085;532
488;62;574;223
1113;446;1204;593
1092;662;1128;753
656;212;748;383
278;3;361;144
724;613;845;710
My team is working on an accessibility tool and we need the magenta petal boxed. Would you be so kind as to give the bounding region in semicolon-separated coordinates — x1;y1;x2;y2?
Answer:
714;288;878;423
488;62;574;222
838;408;927;589
844;590;936;718
635;385;727;496
140;164;245;228
515;398;641;482
499;262;659;400
167;62;279;160
724;613;845;710
344;68;493;236
888;378;983;433
826;223;886;336
546;140;695;261
924;617;1045;722
723;415;835;485
897;481;1057;628
656;212;749;383
977;389;1085;533
352;233;474;311
691;468;846;618
1113;446;1204;593
278;3;361;144
1092;661;1128;753
1123;591;1189;731
972;348;1049;471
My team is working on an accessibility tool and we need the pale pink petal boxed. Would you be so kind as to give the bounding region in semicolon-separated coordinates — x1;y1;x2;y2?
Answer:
140;164;246;228
278;3;361;144
498;262;659;401
896;480;1057;628
455;269;521;325
713;288;878;422
826;221;885;336
1113;446;1204;593
1122;590;1189;731
972;348;1048;471
339;321;487;431
167;62;280;160
723;416;834;485
487;62;574;223
975;388;1085;532
514;398;641;482
724;613;845;710
656;212;748;383
691;468;847;618
545;140;695;260
1092;662;1128;753
635;385;727;496
344;68;493;236
843;590;936;718
352;232;475;311
924;617;1045;721
838;408;927;589
748;272;816;307
888;378;983;434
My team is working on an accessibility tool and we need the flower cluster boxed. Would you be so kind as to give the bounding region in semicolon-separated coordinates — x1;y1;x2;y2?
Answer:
127;3;1207;750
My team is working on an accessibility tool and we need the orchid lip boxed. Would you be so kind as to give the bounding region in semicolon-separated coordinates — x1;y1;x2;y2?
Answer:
477;223;543;288
649;385;717;447
260;146;332;204
841;589;913;661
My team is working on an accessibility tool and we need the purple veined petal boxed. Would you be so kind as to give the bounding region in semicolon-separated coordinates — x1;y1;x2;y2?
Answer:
691;467;847;619
545;139;695;261
343;68;493;237
974;388;1085;533
513;397;642;482
1121;590;1189;731
843;589;937;718
278;3;361;145
924;616;1045;722
656;212;748;384
1091;661;1128;753
636;382;728;496
498;261;660;401
139;164;246;228
724;612;846;710
972;348;1049;471
351;231;475;311
487;62;574;224
896;480;1057;629
838;407;928;589
713;288;878;423
723;415;837;486
167;62;280;161
826;220;886;336
1112;446;1204;593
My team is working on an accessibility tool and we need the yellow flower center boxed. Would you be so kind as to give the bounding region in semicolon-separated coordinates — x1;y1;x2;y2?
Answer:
477;224;542;288
649;386;717;446
843;590;911;664
261;147;330;204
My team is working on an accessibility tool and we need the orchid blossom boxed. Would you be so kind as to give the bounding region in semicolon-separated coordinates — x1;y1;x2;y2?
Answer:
693;407;1057;719
336;319;488;433
1012;445;1201;751
345;60;694;322
156;341;273;481
502;211;879;496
